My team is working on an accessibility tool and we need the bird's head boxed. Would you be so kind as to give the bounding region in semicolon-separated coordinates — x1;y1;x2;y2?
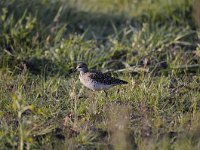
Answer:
76;62;88;73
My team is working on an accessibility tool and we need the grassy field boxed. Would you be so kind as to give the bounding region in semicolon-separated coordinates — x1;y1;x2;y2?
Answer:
0;0;200;149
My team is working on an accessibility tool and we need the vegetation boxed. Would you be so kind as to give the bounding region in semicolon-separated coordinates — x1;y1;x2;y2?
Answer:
0;0;200;149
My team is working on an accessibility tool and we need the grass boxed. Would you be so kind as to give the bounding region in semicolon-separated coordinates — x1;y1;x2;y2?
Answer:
0;0;200;149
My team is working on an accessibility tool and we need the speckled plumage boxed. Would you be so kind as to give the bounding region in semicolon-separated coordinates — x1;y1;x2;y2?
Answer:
76;63;128;91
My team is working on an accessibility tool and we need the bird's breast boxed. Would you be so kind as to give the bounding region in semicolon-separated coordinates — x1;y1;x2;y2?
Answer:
79;75;113;91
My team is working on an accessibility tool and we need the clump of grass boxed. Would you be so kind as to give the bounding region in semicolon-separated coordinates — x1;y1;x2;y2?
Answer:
193;0;200;29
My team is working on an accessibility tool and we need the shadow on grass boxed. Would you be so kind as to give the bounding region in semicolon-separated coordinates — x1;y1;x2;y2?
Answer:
1;0;195;39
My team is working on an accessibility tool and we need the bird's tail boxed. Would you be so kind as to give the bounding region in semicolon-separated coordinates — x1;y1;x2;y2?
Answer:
118;79;128;84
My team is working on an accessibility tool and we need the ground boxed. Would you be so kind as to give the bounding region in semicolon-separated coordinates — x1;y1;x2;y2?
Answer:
0;0;200;149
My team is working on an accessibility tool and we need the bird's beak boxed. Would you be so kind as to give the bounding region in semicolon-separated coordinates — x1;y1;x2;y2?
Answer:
73;68;77;72
74;66;79;72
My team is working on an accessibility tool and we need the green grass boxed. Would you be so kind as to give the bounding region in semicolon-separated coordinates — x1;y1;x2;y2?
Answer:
1;0;200;149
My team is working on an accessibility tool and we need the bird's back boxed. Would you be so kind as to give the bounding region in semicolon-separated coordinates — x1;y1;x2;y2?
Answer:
87;71;128;85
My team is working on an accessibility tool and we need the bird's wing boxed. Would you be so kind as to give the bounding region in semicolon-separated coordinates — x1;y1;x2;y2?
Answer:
88;72;128;85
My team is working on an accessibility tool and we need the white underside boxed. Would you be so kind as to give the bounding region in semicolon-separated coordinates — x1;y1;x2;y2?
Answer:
80;77;114;91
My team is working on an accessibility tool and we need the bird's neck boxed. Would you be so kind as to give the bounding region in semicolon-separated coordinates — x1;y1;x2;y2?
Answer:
80;70;88;76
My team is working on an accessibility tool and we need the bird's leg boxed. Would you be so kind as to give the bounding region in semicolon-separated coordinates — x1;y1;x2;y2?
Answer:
103;90;108;98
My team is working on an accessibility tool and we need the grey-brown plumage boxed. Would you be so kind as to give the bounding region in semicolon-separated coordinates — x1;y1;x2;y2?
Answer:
76;63;128;91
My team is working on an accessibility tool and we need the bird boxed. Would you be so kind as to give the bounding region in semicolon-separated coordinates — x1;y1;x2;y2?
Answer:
76;62;128;96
